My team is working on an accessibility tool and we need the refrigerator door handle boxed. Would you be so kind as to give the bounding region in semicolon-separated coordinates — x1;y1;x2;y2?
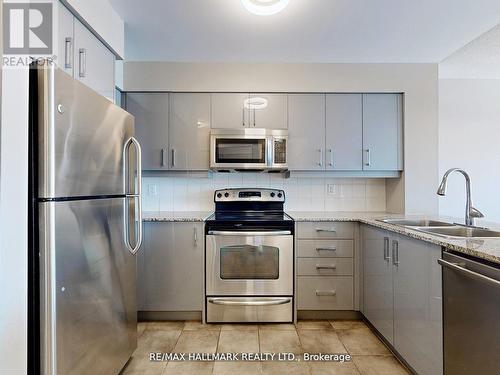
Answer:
124;137;143;254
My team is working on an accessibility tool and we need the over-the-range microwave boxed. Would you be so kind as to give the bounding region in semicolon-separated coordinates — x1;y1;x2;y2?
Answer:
210;128;288;172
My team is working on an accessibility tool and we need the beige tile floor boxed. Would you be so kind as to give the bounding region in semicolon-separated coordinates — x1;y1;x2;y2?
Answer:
121;320;409;375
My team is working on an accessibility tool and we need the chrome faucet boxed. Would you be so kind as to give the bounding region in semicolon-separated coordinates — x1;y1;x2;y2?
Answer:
437;168;484;226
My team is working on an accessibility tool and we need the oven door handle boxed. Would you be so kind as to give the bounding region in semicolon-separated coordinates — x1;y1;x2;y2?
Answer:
207;230;292;236
208;298;292;306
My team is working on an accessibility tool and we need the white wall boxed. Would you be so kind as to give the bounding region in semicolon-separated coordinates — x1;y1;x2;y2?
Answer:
439;23;500;224
439;79;500;223
142;175;386;213
125;62;440;214
0;67;29;374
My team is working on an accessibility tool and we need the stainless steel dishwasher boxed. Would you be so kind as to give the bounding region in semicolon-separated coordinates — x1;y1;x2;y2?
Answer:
438;252;500;375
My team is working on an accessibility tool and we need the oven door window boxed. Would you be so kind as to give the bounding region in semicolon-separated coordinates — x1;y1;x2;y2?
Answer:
220;245;279;280
215;138;266;164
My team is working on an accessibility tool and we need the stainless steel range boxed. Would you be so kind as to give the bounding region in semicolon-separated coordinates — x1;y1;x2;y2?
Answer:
205;188;294;323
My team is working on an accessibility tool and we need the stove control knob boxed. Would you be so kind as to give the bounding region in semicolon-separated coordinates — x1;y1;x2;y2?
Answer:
277;192;283;198
270;192;276;198
224;192;230;198
216;193;222;198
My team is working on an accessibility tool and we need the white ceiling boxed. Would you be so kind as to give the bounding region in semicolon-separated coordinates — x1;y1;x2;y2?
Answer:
109;0;500;63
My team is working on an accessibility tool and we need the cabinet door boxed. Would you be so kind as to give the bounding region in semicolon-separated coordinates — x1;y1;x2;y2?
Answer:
169;93;210;170
143;222;203;311
250;94;288;129
126;93;169;170
73;19;115;101
362;225;394;344
57;3;74;77
211;93;250;128
362;94;403;171
287;94;325;170
393;235;442;375
326;94;363;170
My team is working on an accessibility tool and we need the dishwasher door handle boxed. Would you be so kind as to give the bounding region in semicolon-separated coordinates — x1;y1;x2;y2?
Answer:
438;259;500;288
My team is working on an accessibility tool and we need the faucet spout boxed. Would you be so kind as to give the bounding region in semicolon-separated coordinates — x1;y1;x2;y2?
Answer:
437;168;484;226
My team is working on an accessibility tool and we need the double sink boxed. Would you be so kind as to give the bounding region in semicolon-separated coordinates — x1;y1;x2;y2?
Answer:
378;219;500;239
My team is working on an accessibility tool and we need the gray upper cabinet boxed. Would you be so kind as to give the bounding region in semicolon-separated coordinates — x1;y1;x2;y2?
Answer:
362;94;403;171
249;93;288;129
73;19;115;101
211;93;250;128
287;94;325;170
326;94;363;170
169;93;211;170
56;3;115;101
126;93;169;170
393;234;442;375
140;222;203;312
362;225;394;344
57;3;74;77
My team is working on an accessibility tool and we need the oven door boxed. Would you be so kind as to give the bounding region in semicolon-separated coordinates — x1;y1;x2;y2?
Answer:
210;136;269;169
206;230;293;296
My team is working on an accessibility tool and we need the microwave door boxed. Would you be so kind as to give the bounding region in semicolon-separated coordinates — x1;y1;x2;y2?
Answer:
212;137;268;168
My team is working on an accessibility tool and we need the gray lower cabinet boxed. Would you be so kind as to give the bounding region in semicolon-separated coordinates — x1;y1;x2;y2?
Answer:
138;222;203;311
297;222;355;311
361;224;442;375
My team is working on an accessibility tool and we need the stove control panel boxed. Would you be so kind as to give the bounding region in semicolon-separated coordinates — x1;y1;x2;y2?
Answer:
214;188;285;202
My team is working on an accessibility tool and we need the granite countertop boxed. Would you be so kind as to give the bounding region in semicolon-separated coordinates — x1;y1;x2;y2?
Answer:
143;210;500;265
288;211;500;265
143;211;212;222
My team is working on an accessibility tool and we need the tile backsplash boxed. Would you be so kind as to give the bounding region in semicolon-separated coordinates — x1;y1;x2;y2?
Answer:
142;174;386;213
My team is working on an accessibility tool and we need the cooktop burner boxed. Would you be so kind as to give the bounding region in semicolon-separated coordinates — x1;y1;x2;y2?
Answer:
205;188;294;232
206;211;294;222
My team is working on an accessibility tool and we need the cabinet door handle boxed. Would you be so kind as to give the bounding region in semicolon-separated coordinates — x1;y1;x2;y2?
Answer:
171;149;175;167
316;228;336;233
316;247;337;252
316;290;336;296
383;237;390;261
365;149;371;167
328;149;334;167
161;148;166;167
253;109;256;127
193;227;198;247
318;149;323;167
392;240;399;266
242;108;245;127
64;37;73;69
78;48;86;78
316;264;336;270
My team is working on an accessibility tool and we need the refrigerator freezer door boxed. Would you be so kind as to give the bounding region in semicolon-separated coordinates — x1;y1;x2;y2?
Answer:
39;198;137;375
37;66;134;199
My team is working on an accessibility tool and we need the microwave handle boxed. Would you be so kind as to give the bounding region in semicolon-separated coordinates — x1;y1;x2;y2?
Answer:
267;137;273;166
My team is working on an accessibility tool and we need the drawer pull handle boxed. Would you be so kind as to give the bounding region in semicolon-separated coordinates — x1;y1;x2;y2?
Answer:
316;264;337;270
316;229;336;233
316;247;337;252
315;290;336;296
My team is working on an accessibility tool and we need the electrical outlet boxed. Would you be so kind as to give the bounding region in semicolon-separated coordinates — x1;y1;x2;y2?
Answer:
327;184;338;196
148;184;157;196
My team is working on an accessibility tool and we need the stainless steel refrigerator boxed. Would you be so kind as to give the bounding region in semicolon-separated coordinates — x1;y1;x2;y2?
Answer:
30;63;142;374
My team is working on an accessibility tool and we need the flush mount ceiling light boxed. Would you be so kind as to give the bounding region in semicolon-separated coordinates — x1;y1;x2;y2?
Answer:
241;0;290;16
244;97;269;110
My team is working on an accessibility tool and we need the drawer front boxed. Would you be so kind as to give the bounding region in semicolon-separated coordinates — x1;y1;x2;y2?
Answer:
298;276;354;310
298;240;353;258
298;258;354;276
297;222;354;239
